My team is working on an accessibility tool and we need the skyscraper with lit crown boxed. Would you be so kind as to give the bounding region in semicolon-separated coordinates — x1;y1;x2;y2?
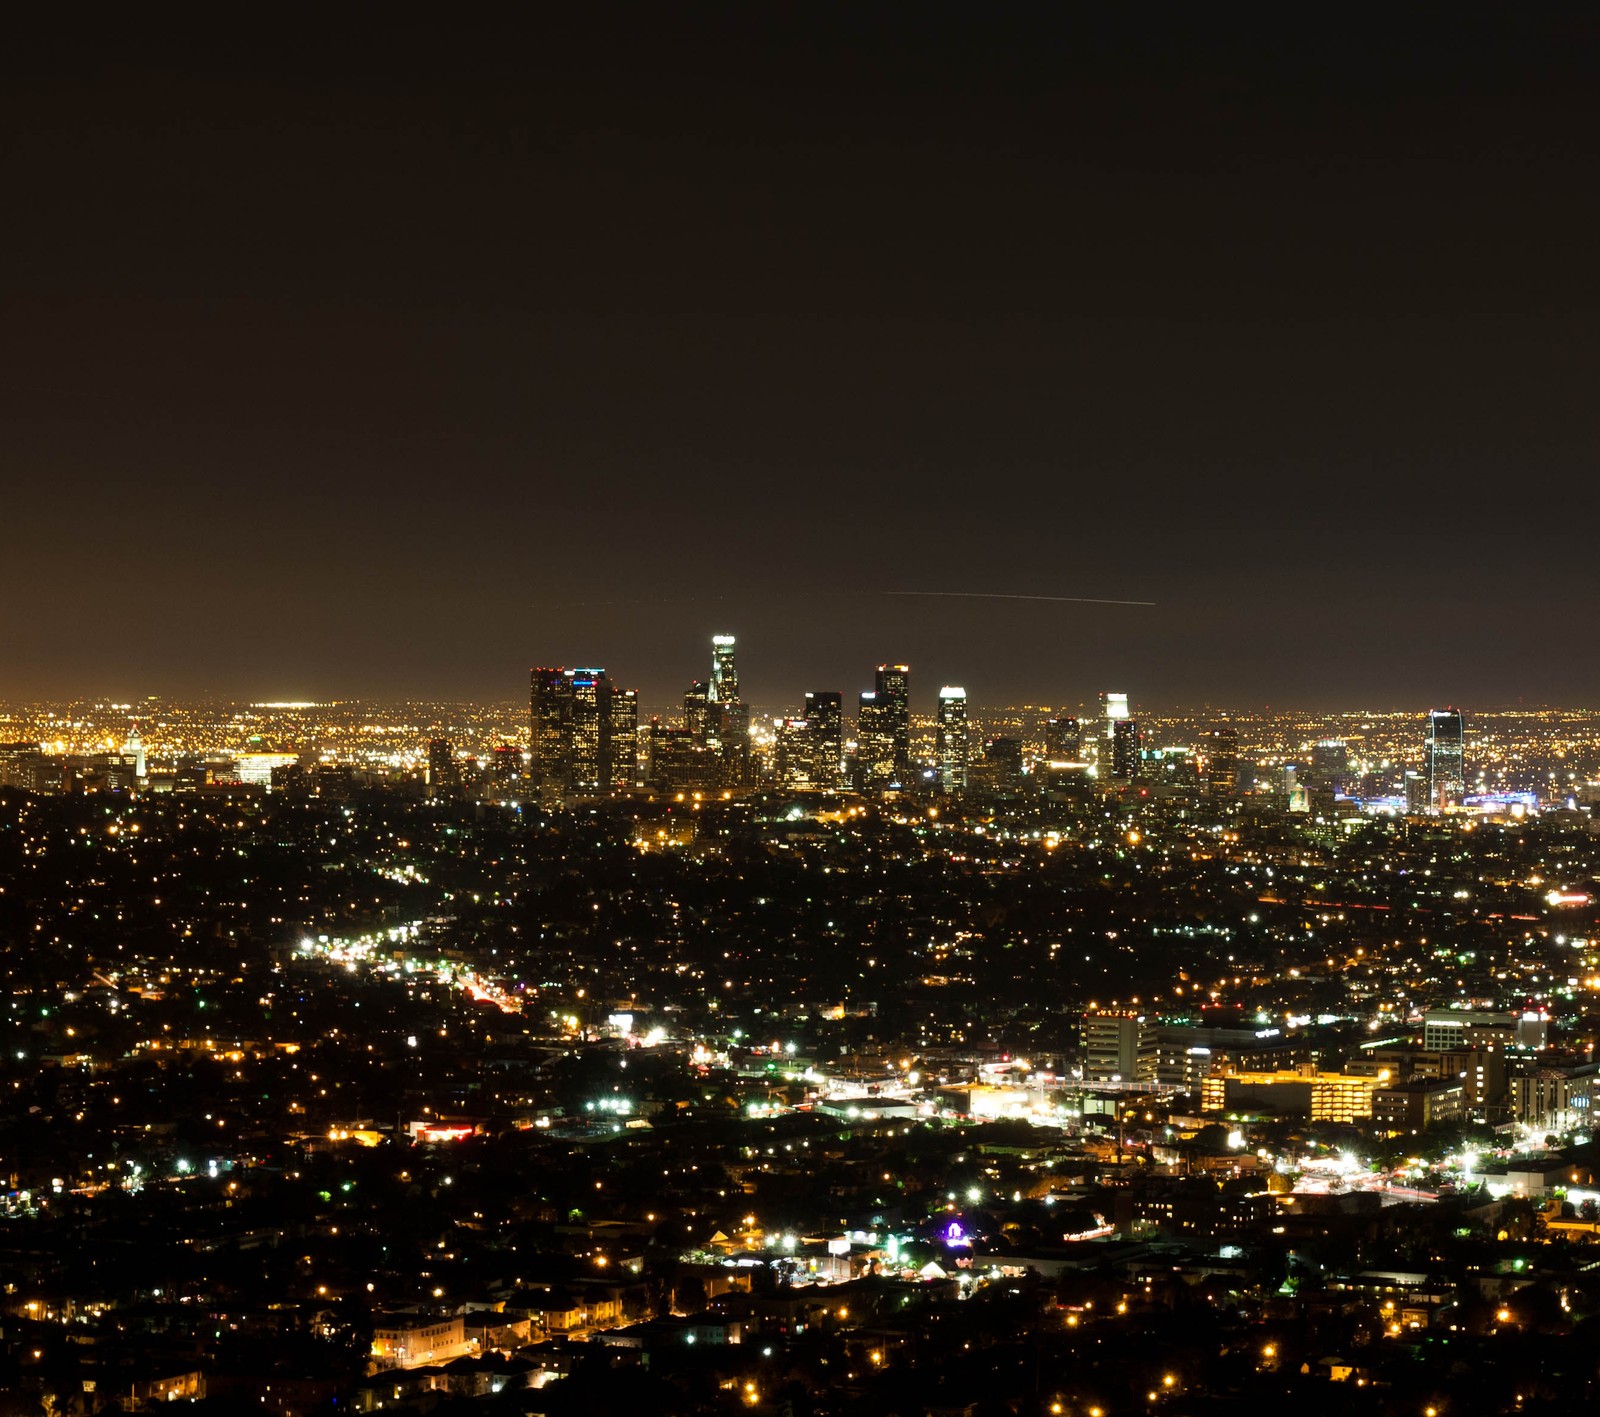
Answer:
709;634;738;704
1426;708;1465;810
936;686;969;794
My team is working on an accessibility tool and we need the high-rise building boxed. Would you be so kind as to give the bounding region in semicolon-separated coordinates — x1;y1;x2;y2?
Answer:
1403;769;1430;815
1109;717;1140;782
1426;708;1465;810
1044;715;1080;761
530;666;639;803
1204;727;1239;798
936;686;969;794
123;722;146;780
427;738;461;801
855;664;911;791
972;736;1024;798
804;691;844;789
1309;739;1351;795
486;742;524;794
773;717;814;788
1099;692;1129;774
876;664;911;783
711;698;751;789
530;667;574;805
609;687;639;790
644;721;718;793
684;681;711;742
1081;1011;1157;1084
856;690;891;788
565;669;611;793
709;634;738;704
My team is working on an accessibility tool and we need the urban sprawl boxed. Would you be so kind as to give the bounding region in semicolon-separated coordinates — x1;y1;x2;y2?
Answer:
3;635;1600;1415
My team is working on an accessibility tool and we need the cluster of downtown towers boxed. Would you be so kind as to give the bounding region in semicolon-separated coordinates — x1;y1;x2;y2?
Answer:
525;634;1470;813
527;635;1162;809
528;636;938;808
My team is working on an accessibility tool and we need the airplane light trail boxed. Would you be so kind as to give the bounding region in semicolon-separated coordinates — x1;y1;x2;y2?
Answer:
885;591;1157;607
540;591;1157;610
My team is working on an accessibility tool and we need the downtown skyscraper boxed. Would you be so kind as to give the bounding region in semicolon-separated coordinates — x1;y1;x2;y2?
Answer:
1426;708;1466;810
856;663;911;790
529;666;639;805
936;686;969;795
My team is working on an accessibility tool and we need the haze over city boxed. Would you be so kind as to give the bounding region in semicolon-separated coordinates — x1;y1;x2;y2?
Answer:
5;8;1599;705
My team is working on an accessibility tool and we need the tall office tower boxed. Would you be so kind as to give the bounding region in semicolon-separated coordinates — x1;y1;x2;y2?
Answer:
856;690;893;788
773;717;815;788
1109;717;1140;782
876;664;911;781
564;669;612;792
609;687;639;790
1204;726;1239;797
1099;691;1129;772
1426;708;1466;810
427;737;462;801
709;634;739;704
712;698;752;789
804;691;844;789
1044;715;1080;761
530;667;575;805
644;721;718;793
684;681;711;742
936;686;969;794
1309;739;1351;795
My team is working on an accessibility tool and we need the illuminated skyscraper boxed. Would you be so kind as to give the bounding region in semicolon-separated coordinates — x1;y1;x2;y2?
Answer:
855;663;910;790
609;687;639;789
1109;716;1140;782
692;635;748;787
1426;708;1465;810
530;666;638;802
876;664;911;782
856;691;891;788
709;634;738;704
1204;727;1238;798
684;681;711;742
1308;739;1350;795
1404;769;1430;815
427;737;461;801
123;722;146;779
711;698;751;788
936;686;969;794
804;691;844;789
530;667;574;804
1099;691;1129;774
774;717;814;788
564;669;611;793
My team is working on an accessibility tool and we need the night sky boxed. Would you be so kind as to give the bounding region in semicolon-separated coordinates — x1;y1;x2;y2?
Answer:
5;9;1598;712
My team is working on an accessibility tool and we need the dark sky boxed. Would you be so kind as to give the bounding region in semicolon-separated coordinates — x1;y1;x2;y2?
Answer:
5;7;1598;712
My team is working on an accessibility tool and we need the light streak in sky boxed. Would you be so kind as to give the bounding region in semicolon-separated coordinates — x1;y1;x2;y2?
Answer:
540;590;1156;609
885;591;1157;607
